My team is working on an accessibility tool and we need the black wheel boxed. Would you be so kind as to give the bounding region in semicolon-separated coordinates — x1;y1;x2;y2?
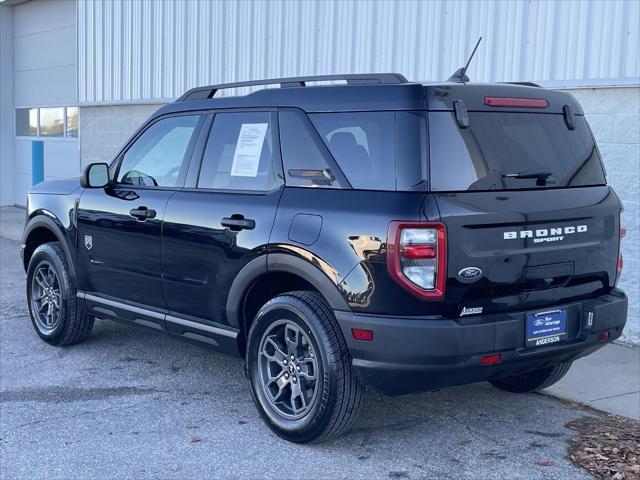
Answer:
26;242;94;346
246;291;362;443
489;362;572;393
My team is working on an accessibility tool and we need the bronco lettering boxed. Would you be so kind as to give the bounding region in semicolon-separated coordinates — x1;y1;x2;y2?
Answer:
503;225;587;241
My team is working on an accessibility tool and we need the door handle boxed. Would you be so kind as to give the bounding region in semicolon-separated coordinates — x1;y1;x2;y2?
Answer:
221;215;255;231
129;206;156;220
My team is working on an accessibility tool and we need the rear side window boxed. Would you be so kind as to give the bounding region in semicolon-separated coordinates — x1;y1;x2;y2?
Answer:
197;112;280;192
429;112;606;191
310;112;395;191
279;109;342;189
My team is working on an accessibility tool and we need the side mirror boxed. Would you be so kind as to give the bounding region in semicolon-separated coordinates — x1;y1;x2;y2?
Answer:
80;163;110;188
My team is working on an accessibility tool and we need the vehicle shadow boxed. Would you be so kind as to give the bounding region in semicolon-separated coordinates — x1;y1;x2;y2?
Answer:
87;318;584;442
2;313;591;479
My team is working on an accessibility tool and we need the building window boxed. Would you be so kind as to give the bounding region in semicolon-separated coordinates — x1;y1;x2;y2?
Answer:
39;107;65;137
66;107;78;138
15;106;79;138
15;108;38;136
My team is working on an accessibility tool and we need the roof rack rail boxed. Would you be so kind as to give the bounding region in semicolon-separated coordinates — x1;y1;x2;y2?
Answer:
502;81;542;88
175;73;409;102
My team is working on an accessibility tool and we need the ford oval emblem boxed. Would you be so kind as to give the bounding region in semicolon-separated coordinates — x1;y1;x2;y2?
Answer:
457;267;483;283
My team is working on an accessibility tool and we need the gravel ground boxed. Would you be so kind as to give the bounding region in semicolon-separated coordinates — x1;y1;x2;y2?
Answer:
0;234;593;480
567;414;640;479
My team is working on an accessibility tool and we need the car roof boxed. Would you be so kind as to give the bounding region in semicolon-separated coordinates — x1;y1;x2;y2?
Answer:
156;83;427;115
153;74;582;118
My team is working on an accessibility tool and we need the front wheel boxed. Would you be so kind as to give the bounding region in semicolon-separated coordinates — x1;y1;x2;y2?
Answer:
246;291;362;443
489;362;572;393
26;243;94;346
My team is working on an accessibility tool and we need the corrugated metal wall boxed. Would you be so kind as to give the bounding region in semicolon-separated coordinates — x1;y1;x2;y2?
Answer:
78;0;640;104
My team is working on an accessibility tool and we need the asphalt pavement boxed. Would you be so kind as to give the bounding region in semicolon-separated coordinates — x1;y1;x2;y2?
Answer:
0;208;604;480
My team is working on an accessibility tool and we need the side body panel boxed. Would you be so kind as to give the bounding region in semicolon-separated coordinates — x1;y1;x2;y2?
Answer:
76;187;174;309
161;189;281;327
23;179;83;274
270;188;431;316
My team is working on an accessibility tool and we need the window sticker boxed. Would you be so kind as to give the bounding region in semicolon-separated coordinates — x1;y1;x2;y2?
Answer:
230;123;268;177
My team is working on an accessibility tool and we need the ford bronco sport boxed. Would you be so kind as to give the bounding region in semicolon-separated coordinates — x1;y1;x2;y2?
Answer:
21;73;627;443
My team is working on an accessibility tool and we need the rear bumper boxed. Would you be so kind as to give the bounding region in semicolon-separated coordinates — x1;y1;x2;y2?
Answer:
335;290;628;395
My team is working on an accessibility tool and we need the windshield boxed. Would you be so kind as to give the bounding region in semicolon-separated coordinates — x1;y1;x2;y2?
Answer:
429;112;606;191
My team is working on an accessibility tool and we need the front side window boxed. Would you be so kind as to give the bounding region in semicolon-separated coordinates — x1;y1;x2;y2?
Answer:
197;111;280;192
117;115;201;187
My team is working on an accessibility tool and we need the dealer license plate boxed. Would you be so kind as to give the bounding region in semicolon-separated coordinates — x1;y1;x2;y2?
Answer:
526;308;568;347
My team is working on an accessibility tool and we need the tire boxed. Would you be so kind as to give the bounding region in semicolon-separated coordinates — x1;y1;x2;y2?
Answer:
489;362;572;393
26;242;94;346
246;291;362;443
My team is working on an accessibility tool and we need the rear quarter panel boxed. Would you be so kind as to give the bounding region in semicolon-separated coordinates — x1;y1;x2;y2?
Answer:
270;188;436;315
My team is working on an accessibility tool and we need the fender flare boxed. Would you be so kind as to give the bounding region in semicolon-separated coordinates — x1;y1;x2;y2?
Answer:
225;256;268;330
22;214;76;277
225;252;350;330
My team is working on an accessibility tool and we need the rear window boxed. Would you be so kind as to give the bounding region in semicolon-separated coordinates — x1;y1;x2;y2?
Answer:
429;112;606;191
310;112;395;190
309;112;426;191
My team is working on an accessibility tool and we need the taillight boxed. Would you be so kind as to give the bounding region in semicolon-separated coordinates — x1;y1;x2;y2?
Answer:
617;226;625;282
617;255;623;277
387;222;446;300
484;96;549;108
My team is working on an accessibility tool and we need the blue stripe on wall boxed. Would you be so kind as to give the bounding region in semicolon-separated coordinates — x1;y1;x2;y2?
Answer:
32;140;44;186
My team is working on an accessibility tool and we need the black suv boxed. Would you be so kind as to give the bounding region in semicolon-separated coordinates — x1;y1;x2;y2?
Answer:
21;73;627;443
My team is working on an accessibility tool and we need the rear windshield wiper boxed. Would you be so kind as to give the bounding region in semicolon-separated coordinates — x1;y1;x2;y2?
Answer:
502;171;552;186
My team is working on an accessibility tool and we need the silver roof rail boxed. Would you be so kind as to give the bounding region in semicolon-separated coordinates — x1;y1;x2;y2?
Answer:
175;73;409;102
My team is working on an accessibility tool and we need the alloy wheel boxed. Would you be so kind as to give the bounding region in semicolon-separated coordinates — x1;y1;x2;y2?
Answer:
258;319;319;419
30;261;62;334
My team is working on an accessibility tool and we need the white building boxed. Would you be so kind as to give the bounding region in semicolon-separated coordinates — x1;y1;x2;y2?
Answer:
0;0;638;344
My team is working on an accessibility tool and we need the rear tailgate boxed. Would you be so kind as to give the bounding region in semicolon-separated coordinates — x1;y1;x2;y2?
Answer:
434;187;620;317
427;85;622;317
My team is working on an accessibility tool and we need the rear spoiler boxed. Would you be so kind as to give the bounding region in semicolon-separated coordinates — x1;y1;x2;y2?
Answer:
425;83;583;114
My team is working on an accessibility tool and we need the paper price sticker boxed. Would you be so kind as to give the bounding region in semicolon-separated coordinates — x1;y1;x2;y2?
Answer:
231;123;268;177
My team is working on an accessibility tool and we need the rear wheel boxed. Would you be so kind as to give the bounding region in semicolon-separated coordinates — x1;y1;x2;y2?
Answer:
489;362;572;393
26;243;94;346
246;291;362;443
